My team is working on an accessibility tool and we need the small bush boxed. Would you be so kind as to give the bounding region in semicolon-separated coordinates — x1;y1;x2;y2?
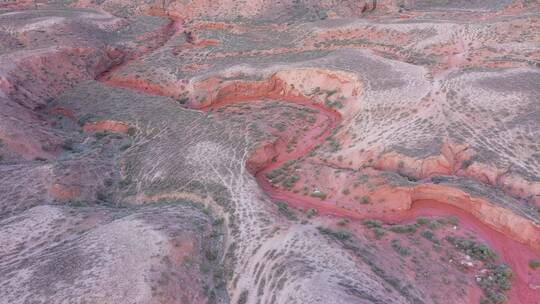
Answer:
337;218;349;226
478;263;513;304
362;219;382;229
265;168;283;180
93;132;108;140
177;97;189;104
461;159;473;169
272;122;286;131
446;216;460;226
276;201;297;220
373;228;385;240
421;230;434;240
445;236;497;261
104;178;113;187
529;259;540;269
427;220;442;230
389;224;417;234
120;143;131;151
96;191;108;202
205;249;218;261
329;140;340;152
213;218;225;226
416;217;430;225
127;127;137;136
70;200;89;207
306;208;318;218
325;136;340;152
281;175;299;188
77;114;95;126
237;290;248;304
435;216;459;226
391;239;410;256
360;195;371;205
265;162;299;189
318;227;351;241
119;178;131;188
488;264;513;291
61;139;74;151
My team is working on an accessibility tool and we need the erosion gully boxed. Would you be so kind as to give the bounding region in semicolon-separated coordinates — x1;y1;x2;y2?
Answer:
97;16;540;304
199;93;540;303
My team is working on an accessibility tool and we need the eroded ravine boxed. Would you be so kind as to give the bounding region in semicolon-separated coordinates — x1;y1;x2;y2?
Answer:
188;80;540;303
96;17;540;304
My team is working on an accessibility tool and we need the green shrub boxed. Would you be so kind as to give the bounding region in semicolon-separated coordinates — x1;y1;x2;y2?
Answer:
70;200;89;207
391;239;410;256
389;224;417;234
337;218;349;226
478;263;513;304
362;219;382;229
265;162;299;189
529;259;540;269
373;228;385;240
281;175;299;188
329;139;340;152
427;220;442;230
205;249;218;261
93;132;108;140
120;143;131;151
461;159;473;169
421;230;435;241
118;178;131;188
489;264;513;291
445;236;497;261
306;208;318;218
265;168;284;180
237;290;248;304
127;127;137;136
77;114;95;126
438;216;459;226
276;201;297;220
177;97;189;104
416;217;430;225
357;195;370;204
318;227;351;241
61;139;74;151
272;122;286;131
96;191;108;202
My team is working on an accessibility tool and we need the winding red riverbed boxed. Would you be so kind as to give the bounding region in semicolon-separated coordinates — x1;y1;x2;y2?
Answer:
199;92;540;303
96;15;540;303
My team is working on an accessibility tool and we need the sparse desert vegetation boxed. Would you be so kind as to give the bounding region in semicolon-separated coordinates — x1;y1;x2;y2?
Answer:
0;0;539;304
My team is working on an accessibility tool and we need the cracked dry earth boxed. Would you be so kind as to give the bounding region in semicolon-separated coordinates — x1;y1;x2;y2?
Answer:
1;1;540;304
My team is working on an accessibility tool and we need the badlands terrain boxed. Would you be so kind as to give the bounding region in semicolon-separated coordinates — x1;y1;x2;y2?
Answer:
0;0;539;303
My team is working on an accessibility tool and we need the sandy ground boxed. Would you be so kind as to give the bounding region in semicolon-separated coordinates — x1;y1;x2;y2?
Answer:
0;1;539;303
